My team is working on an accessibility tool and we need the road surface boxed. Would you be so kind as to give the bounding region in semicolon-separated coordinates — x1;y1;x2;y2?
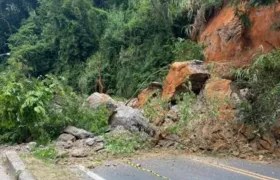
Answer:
91;155;280;180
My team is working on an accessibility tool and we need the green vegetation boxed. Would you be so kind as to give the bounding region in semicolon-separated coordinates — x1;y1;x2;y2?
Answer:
7;0;211;98
235;50;280;130
231;0;275;29
173;39;204;61
0;66;109;144
1;0;277;146
143;94;170;122
0;0;37;54
32;146;58;162
167;93;197;134
0;0;211;144
230;0;275;7
105;130;149;154
168;92;221;134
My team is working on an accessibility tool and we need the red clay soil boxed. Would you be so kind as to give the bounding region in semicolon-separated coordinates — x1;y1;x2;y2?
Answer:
200;3;280;67
135;88;158;108
162;61;209;100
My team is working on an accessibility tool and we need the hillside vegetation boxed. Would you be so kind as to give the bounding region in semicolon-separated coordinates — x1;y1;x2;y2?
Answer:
0;0;279;147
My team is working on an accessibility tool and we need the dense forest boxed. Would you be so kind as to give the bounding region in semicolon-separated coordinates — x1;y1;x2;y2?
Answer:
1;0;210;97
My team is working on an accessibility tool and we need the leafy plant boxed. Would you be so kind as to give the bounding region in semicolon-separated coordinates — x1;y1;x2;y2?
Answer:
168;91;221;134
105;131;148;154
168;92;198;133
230;0;274;7
0;70;110;144
0;72;54;144
8;0;107;89
143;95;170;122
238;12;252;28
32;146;57;162
235;50;280;129
173;38;204;61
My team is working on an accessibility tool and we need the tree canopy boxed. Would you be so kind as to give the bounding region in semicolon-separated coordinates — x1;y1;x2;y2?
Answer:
6;0;208;97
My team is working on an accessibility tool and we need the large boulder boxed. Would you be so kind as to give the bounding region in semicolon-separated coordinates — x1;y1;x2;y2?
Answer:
64;126;93;139
57;133;76;142
71;149;88;158
162;60;210;100
87;92;118;111
109;105;155;136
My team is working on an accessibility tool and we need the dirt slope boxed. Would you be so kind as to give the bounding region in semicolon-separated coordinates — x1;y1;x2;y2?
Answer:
200;3;280;67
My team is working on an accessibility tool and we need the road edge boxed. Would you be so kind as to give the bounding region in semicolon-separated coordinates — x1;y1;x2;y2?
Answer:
5;151;36;180
76;165;106;180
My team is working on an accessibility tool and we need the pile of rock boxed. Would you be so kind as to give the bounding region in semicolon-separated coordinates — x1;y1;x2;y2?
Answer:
56;126;105;158
87;92;156;137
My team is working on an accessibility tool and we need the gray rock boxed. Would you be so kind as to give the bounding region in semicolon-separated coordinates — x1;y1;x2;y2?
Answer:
171;105;179;113
94;136;105;143
106;100;121;112
109;105;155;136
74;139;86;148
87;93;113;108
93;143;105;152
71;149;88;158
26;142;37;151
87;92;124;112
111;126;127;133
64;126;93;139
85;138;96;146
240;88;249;98
166;109;179;122
157;140;175;148
86;136;104;147
56;141;73;149
57;133;76;142
56;150;69;158
64;141;73;149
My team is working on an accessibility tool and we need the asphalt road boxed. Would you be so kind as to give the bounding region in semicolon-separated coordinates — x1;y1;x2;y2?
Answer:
92;155;280;180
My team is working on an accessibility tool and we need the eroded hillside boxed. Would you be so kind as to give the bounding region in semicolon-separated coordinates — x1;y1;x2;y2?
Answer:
200;3;280;67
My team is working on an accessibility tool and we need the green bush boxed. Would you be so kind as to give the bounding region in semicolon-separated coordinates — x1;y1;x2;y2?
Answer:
0;71;55;144
168;92;221;134
0;69;109;144
168;92;197;134
235;50;280;129
8;0;107;89
143;95;170;122
105;131;148;154
173;39;204;61
32;146;58;162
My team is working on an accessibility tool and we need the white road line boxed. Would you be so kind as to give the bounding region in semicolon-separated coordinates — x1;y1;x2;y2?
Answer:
77;165;107;180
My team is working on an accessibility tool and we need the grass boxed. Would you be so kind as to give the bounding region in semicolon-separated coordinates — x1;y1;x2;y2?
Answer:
31;146;58;163
143;96;170;123
105;131;150;155
22;155;80;180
